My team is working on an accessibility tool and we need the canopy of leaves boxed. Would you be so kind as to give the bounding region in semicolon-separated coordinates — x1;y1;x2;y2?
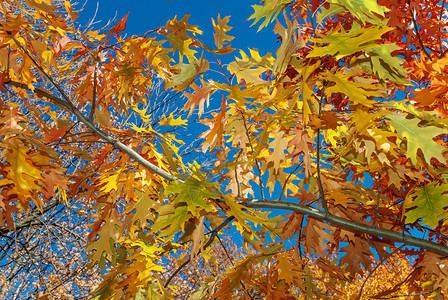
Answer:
1;0;448;299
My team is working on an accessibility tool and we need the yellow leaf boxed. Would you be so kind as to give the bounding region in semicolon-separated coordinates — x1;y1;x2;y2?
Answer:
159;112;187;126
273;12;304;74
322;71;384;107
227;49;274;84
24;0;54;14
268;129;288;173
64;0;78;20
212;14;234;49
4;139;42;200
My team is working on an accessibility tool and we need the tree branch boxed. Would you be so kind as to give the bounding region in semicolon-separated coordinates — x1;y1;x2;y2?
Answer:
376;287;441;299
4;80;178;182
6;31;178;182
372;174;381;228
439;0;446;57
8;79;448;257
239;198;448;256
0;200;60;234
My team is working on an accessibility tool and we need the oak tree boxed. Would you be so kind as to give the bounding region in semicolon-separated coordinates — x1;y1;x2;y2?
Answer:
1;0;448;299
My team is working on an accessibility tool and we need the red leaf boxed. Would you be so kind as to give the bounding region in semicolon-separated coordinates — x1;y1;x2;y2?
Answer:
108;13;129;41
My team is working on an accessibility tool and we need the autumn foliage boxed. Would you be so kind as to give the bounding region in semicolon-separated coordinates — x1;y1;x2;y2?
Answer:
1;0;448;298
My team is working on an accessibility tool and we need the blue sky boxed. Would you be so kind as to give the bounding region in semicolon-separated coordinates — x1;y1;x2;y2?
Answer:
77;0;278;55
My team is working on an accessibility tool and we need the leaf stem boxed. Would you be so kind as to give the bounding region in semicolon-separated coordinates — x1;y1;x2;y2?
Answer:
240;112;265;201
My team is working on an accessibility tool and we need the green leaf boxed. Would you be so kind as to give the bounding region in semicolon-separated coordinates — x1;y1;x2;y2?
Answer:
322;71;384;107
317;4;345;23
387;113;447;165
224;195;270;234
248;0;292;31
365;43;408;83
404;182;448;228
151;205;191;239
165;178;218;217
326;0;389;24
166;59;209;90
309;25;392;60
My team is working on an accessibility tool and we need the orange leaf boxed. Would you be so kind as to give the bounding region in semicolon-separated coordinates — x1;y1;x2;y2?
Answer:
183;80;214;116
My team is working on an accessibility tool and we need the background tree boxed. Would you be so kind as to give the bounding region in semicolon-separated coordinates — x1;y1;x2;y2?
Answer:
1;0;448;299
0;1;192;298
0;1;101;298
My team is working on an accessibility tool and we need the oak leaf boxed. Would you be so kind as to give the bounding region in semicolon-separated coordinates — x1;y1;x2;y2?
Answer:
212;14;234;49
404;182;448;228
322;0;389;24
248;0;291;31
107;13;128;41
309;25;391;60
387;113;447;165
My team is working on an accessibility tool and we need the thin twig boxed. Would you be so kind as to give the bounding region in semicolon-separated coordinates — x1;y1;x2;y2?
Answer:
6;44;10;72
50;222;87;244
6;80;177;181
54;121;79;146
438;0;447;58
306;0;329;214
205;223;255;300
278;165;300;202
298;215;305;260
0;200;60;234
8;32;77;109
407;0;433;61
306;3;317;34
6;81;72;110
